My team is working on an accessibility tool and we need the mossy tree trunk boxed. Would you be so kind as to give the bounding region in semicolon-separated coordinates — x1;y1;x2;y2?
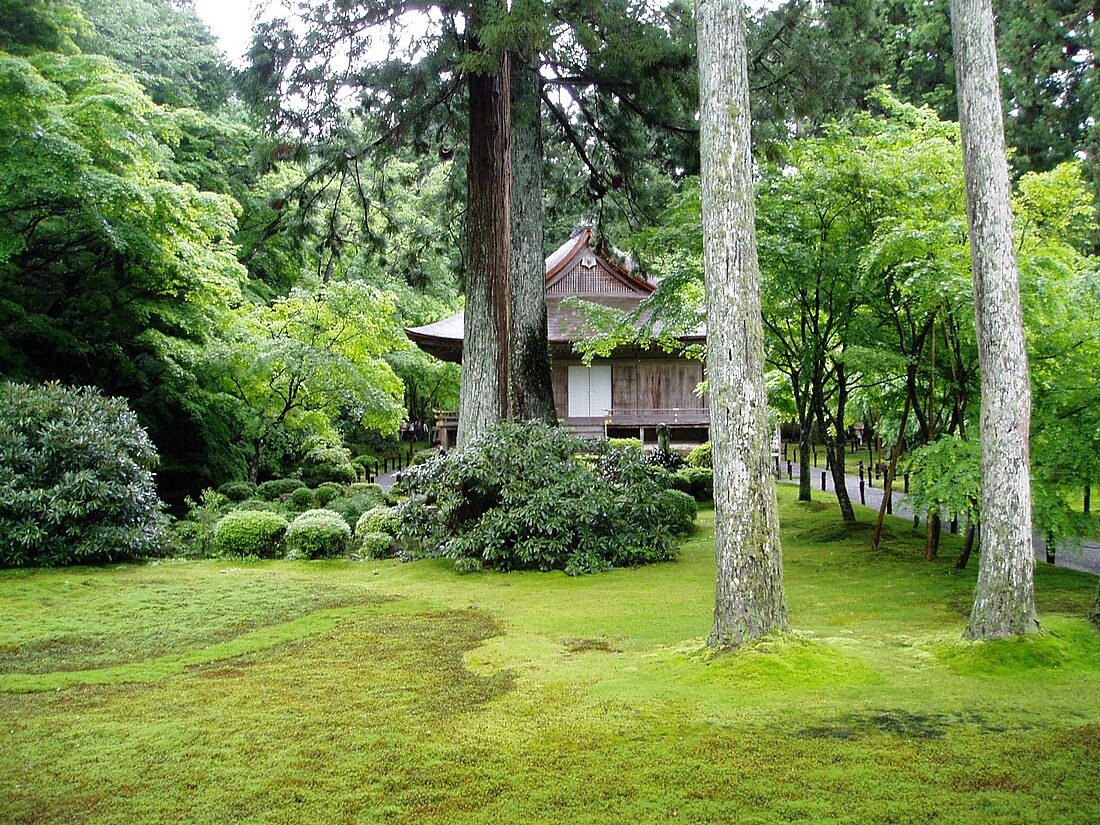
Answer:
458;28;511;448
951;0;1039;639
508;54;556;425
698;0;789;648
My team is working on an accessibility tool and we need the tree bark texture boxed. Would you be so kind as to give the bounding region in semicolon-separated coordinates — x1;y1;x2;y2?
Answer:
951;0;1038;639
698;0;789;647
508;54;556;424
458;45;512;448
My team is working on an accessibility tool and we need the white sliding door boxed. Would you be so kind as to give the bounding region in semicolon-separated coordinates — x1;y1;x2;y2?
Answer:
567;365;612;417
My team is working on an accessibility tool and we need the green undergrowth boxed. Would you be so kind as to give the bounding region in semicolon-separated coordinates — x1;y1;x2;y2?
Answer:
1;486;1098;823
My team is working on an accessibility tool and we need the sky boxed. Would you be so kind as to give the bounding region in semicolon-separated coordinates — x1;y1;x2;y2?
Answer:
192;0;257;66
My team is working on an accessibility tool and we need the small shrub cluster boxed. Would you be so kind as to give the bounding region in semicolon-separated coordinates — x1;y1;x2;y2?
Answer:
357;505;401;536
669;466;714;501
659;489;698;536
644;447;686;471
327;492;383;530
0;382;165;567
259;478;307;500
358;531;395;560
687;441;712;468
398;422;689;575
289;487;316;511
300;443;358;486
285;509;352;559
176;475;391;560
218;481;257;502
212;510;289;558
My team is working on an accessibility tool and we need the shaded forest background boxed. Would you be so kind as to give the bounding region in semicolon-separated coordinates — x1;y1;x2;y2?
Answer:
0;0;1096;535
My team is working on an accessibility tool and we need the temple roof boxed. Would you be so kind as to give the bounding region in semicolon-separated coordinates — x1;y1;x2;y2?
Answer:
405;229;704;363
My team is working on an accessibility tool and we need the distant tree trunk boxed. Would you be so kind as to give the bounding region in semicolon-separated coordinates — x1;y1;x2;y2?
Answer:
698;0;789;648
798;423;812;501
871;390;911;551
951;0;1039;639
458;40;511;448
827;360;855;523
925;515;941;561
924;323;942;560
508;53;556;424
956;521;978;569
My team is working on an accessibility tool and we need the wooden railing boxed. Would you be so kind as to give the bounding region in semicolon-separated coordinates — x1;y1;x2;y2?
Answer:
602;408;709;427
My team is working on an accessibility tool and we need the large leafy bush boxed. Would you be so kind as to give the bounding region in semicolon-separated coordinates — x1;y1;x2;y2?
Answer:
398;422;684;575
0;382;164;566
212;510;289;558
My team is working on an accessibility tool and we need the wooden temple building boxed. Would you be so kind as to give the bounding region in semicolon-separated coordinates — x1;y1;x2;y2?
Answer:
406;229;708;448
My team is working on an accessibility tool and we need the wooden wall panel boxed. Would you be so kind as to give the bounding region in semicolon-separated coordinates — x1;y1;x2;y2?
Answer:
613;361;639;410
551;363;569;418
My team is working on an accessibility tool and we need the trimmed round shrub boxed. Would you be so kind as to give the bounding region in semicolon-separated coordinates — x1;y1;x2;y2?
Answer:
349;482;384;497
673;467;714;501
0;382;164;566
356;505;401;538
285;509;352;559
358;531;395;559
687;441;712;469
289;487;316;511
314;486;340;506
212;510;289;558
218;481;256;502
259;478;307;501
328;493;383;530
658;489;698;536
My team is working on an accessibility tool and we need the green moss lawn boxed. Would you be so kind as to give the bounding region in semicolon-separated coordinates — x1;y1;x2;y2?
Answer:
2;486;1099;823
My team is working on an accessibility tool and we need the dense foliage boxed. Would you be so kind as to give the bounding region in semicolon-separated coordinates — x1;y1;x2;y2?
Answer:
0;382;164;566
397;422;686;575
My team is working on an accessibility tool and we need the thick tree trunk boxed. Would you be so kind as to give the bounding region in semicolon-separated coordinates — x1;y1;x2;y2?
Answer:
508;54;556;424
951;0;1039;639
458;42;512;448
1090;583;1100;629
698;0;789;648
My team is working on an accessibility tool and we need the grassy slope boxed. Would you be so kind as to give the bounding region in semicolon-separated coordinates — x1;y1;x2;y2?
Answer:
1;486;1098;824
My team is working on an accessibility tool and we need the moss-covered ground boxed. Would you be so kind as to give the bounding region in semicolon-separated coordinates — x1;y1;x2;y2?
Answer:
2;485;1098;823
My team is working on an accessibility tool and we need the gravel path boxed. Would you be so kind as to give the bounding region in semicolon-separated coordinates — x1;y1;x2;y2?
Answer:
778;469;1100;576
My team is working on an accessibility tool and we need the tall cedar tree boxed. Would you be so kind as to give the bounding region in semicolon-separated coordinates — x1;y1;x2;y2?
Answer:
458;5;512;446
950;0;1039;639
698;0;790;647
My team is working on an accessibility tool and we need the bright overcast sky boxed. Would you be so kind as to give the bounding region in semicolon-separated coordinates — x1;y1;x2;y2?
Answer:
192;0;258;66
